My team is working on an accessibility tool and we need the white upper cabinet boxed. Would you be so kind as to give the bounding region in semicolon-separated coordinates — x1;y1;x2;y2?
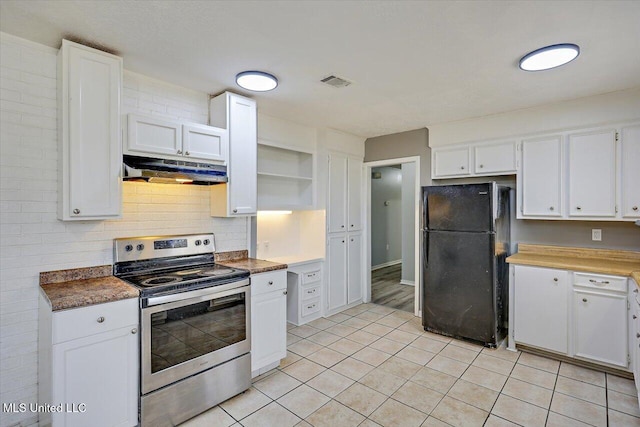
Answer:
328;154;348;233
519;136;563;218
620;124;640;218
210;92;257;216
58;40;122;221
126;114;227;163
431;139;517;179
474;141;517;174
432;147;470;178
568;128;616;218
515;122;639;221
347;157;363;231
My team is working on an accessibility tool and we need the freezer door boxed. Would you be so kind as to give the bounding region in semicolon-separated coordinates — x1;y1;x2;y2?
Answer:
423;183;494;232
422;230;498;345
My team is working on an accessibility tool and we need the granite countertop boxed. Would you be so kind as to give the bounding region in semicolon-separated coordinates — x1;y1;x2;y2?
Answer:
40;265;139;311
506;244;640;279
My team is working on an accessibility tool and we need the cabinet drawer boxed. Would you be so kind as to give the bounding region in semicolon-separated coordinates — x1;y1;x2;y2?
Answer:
301;284;321;301
573;272;627;292
251;270;287;296
53;298;138;344
302;270;322;285
301;298;321;317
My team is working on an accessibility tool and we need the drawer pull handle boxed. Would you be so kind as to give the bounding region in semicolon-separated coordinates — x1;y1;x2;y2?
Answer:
576;206;582;211
633;206;638;211
283;290;287;295
582;298;588;303
479;164;484;168
553;278;558;282
634;289;639;294
633;315;637;319
460;166;465;170
97;317;105;323
549;206;554;211
307;304;315;309
588;279;610;285
73;208;80;215
177;149;182;154
131;328;137;334
232;209;238;213
185;151;190;156
268;281;274;285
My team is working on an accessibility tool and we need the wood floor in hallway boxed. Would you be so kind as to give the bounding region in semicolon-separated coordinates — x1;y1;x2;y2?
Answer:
371;263;414;313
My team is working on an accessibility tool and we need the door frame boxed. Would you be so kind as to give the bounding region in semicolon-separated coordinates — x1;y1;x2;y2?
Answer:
363;156;421;317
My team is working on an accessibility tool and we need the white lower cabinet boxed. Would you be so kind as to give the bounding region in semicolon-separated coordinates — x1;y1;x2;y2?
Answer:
286;262;323;326
573;289;628;367
39;296;139;427
250;270;287;376
513;265;631;370
631;281;640;400
514;265;569;353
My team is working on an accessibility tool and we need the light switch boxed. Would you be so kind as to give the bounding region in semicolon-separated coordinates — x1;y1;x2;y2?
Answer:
592;229;602;241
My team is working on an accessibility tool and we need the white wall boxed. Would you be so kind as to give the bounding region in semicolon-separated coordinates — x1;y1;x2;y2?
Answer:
371;167;402;267
400;162;415;284
256;210;325;261
428;87;640;147
0;33;247;427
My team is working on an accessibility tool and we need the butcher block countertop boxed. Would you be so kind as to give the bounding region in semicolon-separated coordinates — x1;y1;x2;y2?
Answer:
40;265;139;311
506;244;640;279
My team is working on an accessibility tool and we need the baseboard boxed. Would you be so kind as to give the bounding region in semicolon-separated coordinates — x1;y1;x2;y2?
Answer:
371;259;401;271
400;280;415;286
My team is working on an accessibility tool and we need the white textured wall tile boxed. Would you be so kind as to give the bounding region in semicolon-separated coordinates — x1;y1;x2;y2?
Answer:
0;33;246;427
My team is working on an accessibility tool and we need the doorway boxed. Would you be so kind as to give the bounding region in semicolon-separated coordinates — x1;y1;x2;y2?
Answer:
364;156;421;316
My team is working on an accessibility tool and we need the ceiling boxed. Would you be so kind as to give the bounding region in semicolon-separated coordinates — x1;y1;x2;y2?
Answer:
1;1;639;138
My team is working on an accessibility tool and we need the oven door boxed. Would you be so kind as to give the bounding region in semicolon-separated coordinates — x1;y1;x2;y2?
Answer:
141;279;250;395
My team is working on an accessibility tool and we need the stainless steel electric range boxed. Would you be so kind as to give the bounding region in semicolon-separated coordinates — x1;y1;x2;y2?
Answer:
113;234;251;427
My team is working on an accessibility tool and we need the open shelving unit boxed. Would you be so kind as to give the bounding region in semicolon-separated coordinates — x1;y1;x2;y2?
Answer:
257;140;315;210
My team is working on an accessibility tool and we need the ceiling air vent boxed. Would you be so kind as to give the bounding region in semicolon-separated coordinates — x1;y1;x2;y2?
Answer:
320;75;352;88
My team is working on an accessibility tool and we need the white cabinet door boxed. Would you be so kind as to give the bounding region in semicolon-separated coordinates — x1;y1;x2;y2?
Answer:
251;289;287;372
52;325;138;427
328;154;348;233
520;136;563;218
621;125;640;218
126;114;182;158
347;158;363;231
182;123;227;163
59;40;122;220
228;94;257;215
568;129;616;217
327;234;348;312
573;289;628;367
433;148;470;177
514;266;569;353
474;141;517;174
347;232;363;305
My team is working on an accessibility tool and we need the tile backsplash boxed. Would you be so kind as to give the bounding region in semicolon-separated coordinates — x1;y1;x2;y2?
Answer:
0;32;246;427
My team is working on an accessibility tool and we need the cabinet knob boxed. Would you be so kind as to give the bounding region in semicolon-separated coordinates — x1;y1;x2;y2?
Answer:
553;278;558;282
73;209;80;215
633;315;637;319
549;206;554;211
233;209;238;213
633;206;639;211
479;164;484;168
185;151;190;156
342;240;345;243
460;166;465;170
582;298;588;303
634;289;639;294
97;316;105;323
351;238;354;242
283;290;287;295
131;328;137;334
576;206;582;211
268;281;273;285
637;333;640;339
341;225;345;228
350;224;354;227
177;149;183;154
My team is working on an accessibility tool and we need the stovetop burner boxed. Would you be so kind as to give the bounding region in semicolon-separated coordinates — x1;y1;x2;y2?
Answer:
140;276;183;287
198;268;234;276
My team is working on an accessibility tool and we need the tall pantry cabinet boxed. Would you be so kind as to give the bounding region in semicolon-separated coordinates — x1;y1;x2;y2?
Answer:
326;152;364;315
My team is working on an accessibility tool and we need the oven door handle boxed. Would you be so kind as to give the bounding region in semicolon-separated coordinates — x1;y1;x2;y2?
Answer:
145;278;250;306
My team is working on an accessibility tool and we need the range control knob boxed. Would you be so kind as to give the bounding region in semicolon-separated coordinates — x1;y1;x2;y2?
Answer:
136;244;145;251
125;244;133;252
203;239;210;245
195;240;202;246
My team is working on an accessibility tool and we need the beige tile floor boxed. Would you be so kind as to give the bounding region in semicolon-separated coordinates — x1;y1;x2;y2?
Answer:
181;303;640;427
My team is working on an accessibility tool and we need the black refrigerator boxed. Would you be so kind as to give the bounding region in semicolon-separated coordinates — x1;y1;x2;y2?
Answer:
422;183;510;347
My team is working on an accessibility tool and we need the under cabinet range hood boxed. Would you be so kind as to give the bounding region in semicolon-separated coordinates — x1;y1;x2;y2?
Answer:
123;155;227;185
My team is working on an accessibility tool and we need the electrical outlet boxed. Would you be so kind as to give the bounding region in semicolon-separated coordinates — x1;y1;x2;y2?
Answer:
264;241;270;250
592;229;602;241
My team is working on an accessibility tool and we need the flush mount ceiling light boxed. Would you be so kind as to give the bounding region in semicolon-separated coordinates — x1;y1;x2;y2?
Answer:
519;43;580;71
235;71;278;91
